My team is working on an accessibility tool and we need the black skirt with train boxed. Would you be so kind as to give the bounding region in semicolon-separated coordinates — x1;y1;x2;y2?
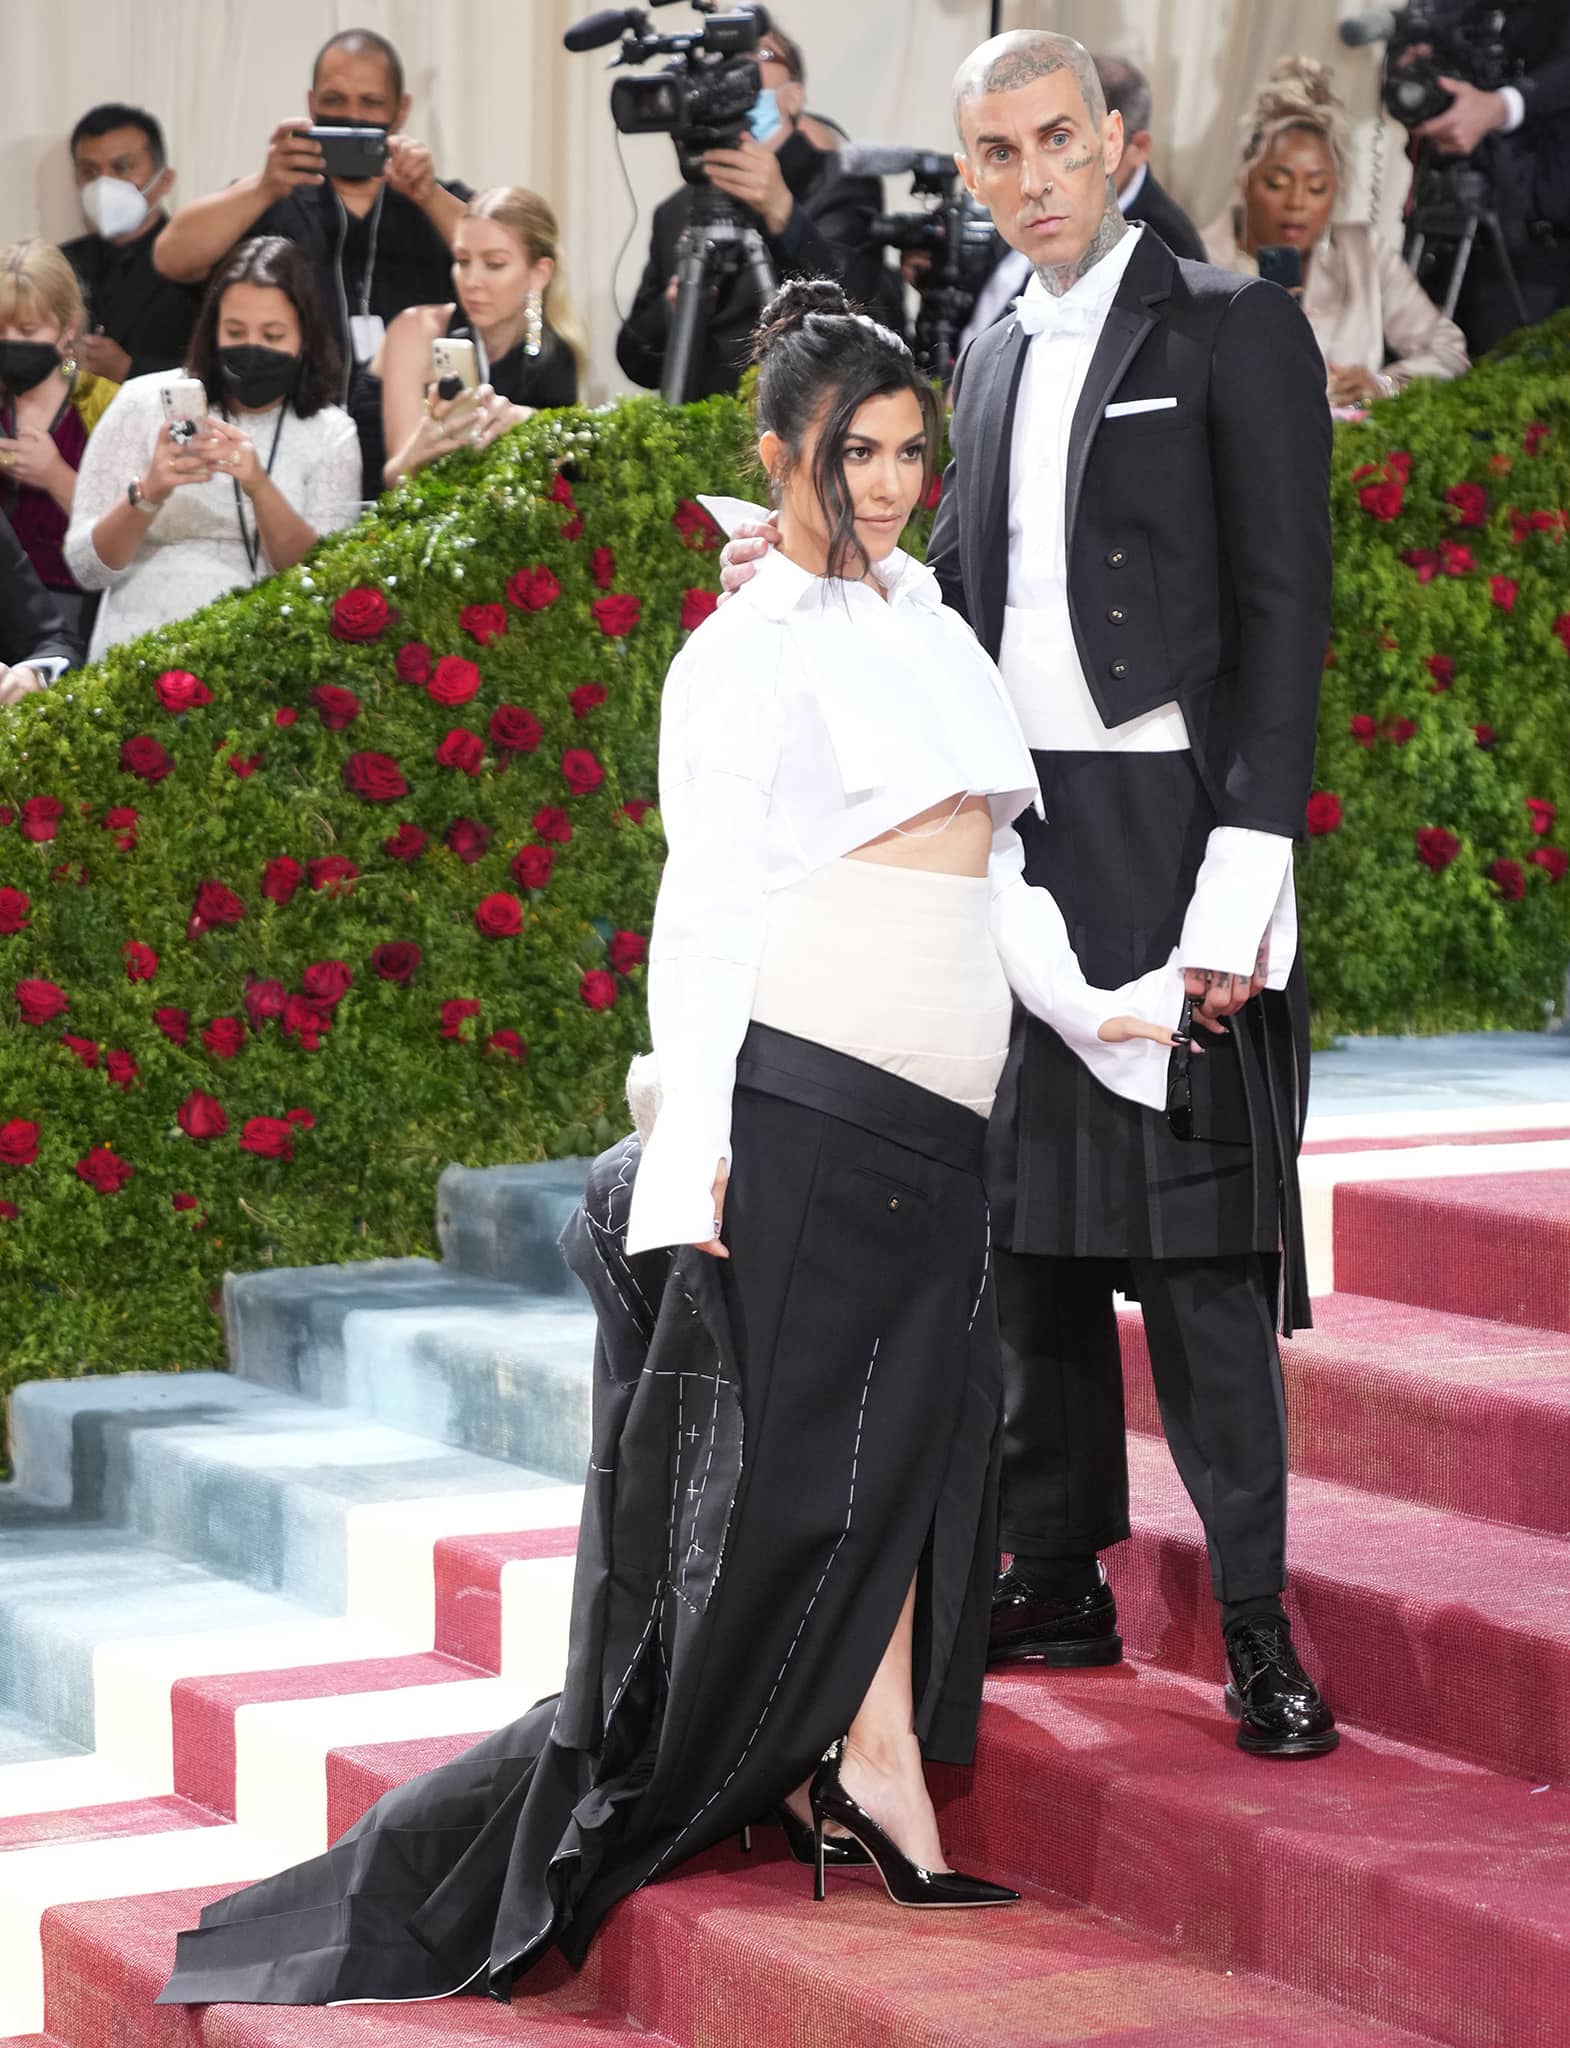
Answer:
157;1022;1003;2006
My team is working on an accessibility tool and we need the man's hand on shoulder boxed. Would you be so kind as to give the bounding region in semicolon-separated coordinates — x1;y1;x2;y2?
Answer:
718;514;780;603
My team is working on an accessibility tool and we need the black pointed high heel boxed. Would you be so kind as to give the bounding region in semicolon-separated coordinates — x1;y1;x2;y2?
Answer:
737;1803;871;1865
808;1740;1020;1909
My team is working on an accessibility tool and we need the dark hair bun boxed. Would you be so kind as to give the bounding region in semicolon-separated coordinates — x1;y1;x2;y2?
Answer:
752;277;850;361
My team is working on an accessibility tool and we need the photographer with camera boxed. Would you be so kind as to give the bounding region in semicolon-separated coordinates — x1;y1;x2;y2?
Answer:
153;28;469;495
615;23;883;399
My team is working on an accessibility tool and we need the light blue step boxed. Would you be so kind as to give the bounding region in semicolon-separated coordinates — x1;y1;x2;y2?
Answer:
0;1700;86;1769
435;1161;590;1295
338;1298;597;1480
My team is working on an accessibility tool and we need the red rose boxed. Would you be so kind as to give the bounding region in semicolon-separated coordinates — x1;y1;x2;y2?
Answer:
1384;717;1418;746
680;587;718;631
0;806;13;826
202;1015;247;1060
343;750;409;802
621;799;652;825
1490;857;1527;900
229;752;264;779
436;728;486;776
590;546;616;590
1349;715;1378;749
187;879;246;940
172;1192;203;1219
507;564;561;612
123;941;158;981
102;804;139;852
20;796;64;843
533;805;572;844
591;593;642;638
1358;480;1404;522
330;586;391;642
0;887;31;934
427;655;482;708
1304;792;1343;837
1400;548;1440;584
154;1006;190;1045
302;959;354;1007
106;1048;138;1091
923;474;943;512
549;472;576;510
371;941;421;983
445;817;493;863
121;737;175;782
0;1198;16;1222
395;641;433;684
16;979;68;1026
1490;575;1519;612
1439;540;1474;576
1473;724;1497;749
1524;422;1550;456
511;843;554;890
672;499;721;551
274;706;298;727
486;1029;528;1061
460;602;509;647
244;978;288;1029
1530;846;1568;882
1442;483;1487;528
285;1108;315;1128
311;684;361;731
474;891;524;938
561;747;604;796
608;929;648;973
1556;615;1570;652
440;998;481;1040
383;822;428;862
1416;827;1461;872
1386;451;1413;481
309;856;359;896
1423;654;1455;691
154;668;213;715
262;855;304;905
282;993;328;1050
0;1119;40;1167
60;1035;100;1069
1527;798;1557;835
580;969;618;1011
239;1116;295;1161
75;1146;133;1194
489;704;542;754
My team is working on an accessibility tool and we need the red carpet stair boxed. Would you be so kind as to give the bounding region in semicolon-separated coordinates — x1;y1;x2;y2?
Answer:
10;1168;1570;2046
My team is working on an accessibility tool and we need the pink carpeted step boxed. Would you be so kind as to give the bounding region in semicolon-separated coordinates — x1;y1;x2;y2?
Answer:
1333;1170;1570;1329
432;1526;578;1671
0;1797;223;1856
1119;1292;1570;1532
1302;1125;1570;1155
170;1654;484;1819
1107;1433;1570;1784
36;1871;1441;2048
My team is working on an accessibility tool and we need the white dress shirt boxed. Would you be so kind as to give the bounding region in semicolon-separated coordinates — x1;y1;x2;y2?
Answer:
624;500;1182;1256
998;224;1297;988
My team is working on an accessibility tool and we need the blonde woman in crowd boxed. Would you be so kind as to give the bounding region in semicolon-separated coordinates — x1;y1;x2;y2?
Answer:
376;187;586;489
1204;57;1470;405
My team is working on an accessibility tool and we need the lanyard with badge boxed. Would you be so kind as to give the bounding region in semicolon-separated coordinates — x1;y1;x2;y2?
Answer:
230;404;288;579
345;186;387;365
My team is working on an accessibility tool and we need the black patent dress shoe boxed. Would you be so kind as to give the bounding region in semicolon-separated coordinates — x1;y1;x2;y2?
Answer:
988;1562;1123;1668
1223;1620;1340;1759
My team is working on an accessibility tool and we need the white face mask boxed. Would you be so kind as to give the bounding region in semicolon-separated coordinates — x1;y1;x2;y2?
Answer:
80;173;159;241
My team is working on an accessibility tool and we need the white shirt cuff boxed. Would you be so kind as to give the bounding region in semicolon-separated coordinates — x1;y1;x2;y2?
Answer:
623;1103;729;1257
1179;826;1297;987
18;657;68;686
1499;85;1525;134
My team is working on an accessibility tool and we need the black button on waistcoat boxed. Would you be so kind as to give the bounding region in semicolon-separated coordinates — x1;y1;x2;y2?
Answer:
1110;660;1128;679
1106;548;1126;568
1107;606;1126;624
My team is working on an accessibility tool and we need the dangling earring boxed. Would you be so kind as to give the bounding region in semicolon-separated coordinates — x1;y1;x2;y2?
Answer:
523;289;543;357
59;343;78;380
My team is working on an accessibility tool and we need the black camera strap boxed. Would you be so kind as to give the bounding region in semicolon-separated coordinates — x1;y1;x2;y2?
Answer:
230;403;288;580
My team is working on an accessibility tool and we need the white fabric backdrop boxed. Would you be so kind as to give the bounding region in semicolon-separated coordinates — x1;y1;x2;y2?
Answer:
0;0;1406;400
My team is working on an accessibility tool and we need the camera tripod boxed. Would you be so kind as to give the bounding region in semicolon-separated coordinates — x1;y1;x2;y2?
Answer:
1405;155;1529;329
662;184;778;405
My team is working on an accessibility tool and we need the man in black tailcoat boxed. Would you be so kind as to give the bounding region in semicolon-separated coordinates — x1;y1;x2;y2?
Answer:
931;30;1336;1757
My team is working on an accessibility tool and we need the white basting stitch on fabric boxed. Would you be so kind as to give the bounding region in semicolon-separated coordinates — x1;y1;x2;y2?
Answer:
968;1203;992;1332
678;1347;728;1600
586;1141;654;1323
636;1333;882;1887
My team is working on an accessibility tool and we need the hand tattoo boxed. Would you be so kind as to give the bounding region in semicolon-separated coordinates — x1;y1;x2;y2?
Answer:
1034;185;1127;298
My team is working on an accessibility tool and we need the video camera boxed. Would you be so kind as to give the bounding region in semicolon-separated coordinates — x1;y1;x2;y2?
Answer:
844;145;998;380
1338;2;1515;131
565;0;769;185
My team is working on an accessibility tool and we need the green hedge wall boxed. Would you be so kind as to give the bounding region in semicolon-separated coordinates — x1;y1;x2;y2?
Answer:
2;321;1569;1410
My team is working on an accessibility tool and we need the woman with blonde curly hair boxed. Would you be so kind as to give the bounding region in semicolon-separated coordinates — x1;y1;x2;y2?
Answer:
1204;56;1469;406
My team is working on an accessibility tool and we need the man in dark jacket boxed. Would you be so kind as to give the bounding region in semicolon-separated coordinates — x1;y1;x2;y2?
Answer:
617;25;883;399
0;518;79;703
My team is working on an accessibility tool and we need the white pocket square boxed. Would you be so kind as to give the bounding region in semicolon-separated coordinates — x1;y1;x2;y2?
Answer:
1105;396;1178;417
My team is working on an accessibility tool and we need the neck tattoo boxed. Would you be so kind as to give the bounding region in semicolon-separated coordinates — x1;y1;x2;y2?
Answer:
1034;179;1127;298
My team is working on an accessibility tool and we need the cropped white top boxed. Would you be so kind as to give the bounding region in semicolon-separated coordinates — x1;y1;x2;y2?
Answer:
623;509;1179;1256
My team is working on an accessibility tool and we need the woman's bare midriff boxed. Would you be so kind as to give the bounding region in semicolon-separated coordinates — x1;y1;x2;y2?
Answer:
845;793;993;876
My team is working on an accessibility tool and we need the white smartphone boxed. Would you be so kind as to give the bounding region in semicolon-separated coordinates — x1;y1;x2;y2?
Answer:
160;376;209;443
430;336;480;402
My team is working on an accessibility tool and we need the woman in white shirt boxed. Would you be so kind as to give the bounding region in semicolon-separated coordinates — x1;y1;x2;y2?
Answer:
157;280;1183;2013
65;236;361;661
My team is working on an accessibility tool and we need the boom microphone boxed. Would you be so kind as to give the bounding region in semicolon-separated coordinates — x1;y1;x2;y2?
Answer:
838;143;947;178
1338;8;1401;47
563;8;640;54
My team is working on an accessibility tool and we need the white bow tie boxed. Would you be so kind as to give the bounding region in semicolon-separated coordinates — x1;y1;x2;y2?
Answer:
1013;284;1107;341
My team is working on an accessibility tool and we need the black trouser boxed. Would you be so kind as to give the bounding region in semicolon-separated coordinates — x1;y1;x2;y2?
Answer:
996;1248;1288;1604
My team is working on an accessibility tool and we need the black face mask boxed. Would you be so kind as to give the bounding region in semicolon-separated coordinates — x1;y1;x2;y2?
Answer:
216;344;300;409
0;341;61;396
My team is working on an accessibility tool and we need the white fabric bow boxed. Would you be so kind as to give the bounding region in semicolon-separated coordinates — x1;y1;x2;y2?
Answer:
1013;281;1107;341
